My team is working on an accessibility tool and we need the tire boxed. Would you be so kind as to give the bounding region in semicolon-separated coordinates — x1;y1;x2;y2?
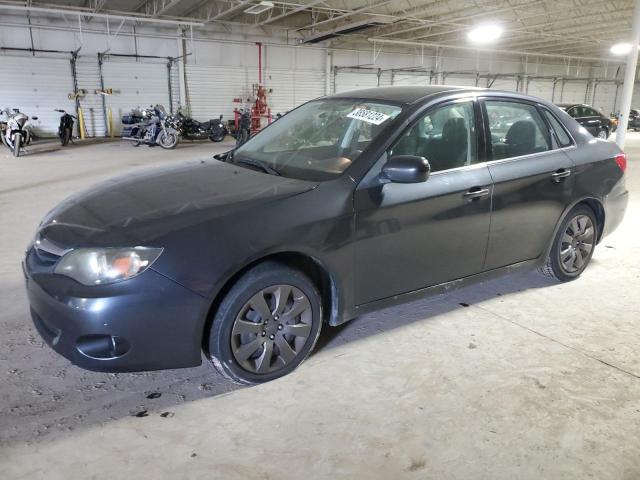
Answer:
209;134;224;142
132;141;142;147
158;131;178;149
61;127;71;146
208;262;323;385
597;129;608;139
12;133;22;157
539;205;598;282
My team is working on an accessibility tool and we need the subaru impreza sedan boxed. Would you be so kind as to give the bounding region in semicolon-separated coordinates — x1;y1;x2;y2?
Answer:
24;86;628;384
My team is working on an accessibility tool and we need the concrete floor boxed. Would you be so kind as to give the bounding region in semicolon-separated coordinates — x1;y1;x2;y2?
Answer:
0;134;639;479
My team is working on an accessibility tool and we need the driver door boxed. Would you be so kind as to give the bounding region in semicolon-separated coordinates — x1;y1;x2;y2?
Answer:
353;99;493;305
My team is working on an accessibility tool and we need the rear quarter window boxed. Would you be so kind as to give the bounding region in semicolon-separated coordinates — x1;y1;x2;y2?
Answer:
543;109;573;147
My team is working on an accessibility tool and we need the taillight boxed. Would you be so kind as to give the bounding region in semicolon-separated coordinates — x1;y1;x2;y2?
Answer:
615;153;627;173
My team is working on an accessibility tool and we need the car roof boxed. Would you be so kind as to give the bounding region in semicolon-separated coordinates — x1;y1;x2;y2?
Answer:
328;85;483;104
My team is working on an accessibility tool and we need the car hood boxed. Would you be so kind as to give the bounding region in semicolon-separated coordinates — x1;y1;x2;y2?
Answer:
38;159;316;247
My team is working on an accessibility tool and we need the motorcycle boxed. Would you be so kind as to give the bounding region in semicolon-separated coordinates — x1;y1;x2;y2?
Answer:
1;108;37;157
121;105;179;149
235;109;252;148
174;112;228;142
55;109;76;146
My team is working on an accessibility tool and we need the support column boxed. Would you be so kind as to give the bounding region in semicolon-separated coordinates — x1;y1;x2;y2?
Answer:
616;0;640;148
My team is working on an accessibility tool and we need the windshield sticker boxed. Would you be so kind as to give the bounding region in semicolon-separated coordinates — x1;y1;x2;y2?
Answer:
347;108;391;125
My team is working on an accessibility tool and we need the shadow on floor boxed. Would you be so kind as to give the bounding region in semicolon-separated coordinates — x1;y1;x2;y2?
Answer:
1;269;556;447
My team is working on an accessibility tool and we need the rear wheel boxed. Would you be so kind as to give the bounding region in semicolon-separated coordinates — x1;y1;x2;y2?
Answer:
597;129;608;139
208;262;322;385
540;205;597;282
12;133;22;157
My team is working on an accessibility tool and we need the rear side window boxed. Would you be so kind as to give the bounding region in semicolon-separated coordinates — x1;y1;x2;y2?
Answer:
485;100;551;160
543;110;573;147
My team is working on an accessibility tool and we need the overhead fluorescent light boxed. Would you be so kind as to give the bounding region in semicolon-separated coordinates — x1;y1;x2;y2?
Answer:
245;1;274;15
467;24;503;45
302;18;393;44
611;42;633;55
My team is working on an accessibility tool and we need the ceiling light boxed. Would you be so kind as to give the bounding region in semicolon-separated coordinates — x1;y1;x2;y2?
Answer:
610;42;633;55
245;1;274;15
467;24;503;45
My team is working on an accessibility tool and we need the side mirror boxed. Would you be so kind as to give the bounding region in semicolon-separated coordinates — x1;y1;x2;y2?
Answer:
381;155;431;183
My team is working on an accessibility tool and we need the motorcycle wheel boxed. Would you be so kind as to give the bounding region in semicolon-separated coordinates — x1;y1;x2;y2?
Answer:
132;141;142;147
13;133;22;158
61;128;71;146
159;131;178;150
209;134;225;143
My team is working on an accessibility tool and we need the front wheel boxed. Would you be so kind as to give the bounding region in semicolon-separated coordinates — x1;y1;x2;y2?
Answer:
597;129;608;139
208;262;322;385
61;127;71;146
158;131;178;149
12;133;22;157
540;206;597;282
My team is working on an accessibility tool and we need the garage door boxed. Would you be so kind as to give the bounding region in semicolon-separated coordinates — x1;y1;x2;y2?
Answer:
561;81;588;104
592;82;618;116
0;55;75;136
527;79;556;102
334;70;379;93
264;69;326;115
392;72;430;86
489;78;517;92
101;59;170;134
444;75;478;87
75;59;106;137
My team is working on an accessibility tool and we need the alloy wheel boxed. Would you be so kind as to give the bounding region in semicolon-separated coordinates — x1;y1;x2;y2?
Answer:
597;130;608;139
230;284;313;374
559;214;595;273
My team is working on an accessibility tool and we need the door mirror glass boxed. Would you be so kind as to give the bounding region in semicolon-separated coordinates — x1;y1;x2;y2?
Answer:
381;155;431;183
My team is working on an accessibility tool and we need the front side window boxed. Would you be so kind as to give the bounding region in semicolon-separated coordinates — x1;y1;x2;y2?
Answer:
388;101;477;172
485;100;551;160
233;99;402;181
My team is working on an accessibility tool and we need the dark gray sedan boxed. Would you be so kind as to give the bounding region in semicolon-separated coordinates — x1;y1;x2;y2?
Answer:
24;86;628;384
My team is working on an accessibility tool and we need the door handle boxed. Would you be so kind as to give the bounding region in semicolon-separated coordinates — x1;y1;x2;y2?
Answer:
463;187;490;200
551;169;571;182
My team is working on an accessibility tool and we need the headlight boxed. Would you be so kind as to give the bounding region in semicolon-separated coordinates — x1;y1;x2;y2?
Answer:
54;247;163;285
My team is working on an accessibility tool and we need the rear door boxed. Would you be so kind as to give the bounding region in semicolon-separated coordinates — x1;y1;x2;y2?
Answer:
482;98;575;270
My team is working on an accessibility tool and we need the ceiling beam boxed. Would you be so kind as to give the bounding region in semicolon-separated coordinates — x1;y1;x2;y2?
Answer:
257;0;326;26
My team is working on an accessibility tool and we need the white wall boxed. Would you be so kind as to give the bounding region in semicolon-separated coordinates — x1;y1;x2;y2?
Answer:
0;12;630;136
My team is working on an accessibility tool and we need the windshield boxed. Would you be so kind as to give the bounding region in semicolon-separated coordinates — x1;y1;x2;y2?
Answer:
233;98;403;181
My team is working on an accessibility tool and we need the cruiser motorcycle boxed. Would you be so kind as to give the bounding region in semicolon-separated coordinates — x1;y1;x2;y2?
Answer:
1;108;37;157
55;109;76;146
174;112;228;142
121;105;179;149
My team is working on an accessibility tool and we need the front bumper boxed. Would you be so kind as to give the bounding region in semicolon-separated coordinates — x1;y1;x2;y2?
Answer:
23;248;209;372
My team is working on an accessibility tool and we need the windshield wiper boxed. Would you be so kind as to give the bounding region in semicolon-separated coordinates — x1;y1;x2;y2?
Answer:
233;157;281;176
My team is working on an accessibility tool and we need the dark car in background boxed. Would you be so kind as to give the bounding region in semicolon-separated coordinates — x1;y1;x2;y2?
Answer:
24;86;628;385
557;103;613;139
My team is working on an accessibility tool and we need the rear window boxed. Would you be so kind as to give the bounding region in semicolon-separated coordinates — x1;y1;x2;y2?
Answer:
543;109;573;147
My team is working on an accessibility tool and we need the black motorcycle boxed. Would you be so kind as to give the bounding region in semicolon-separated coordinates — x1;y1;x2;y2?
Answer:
121;105;179;149
55;109;76;146
174;112;228;142
235;109;252;148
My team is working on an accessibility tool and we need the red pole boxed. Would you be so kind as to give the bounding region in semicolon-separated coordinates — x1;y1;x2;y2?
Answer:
256;42;262;85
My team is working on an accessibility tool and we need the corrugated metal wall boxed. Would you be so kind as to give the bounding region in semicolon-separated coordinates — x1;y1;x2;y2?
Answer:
561;81;588;104
593;82;618;115
0;56;75;136
392;72;430;86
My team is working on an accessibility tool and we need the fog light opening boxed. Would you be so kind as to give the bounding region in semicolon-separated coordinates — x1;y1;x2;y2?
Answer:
77;334;130;359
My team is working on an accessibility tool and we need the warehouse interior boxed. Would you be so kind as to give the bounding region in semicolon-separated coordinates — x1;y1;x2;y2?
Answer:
1;1;639;478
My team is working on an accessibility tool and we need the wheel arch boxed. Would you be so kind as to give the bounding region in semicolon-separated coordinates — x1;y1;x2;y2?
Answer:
201;251;341;352
541;195;606;266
